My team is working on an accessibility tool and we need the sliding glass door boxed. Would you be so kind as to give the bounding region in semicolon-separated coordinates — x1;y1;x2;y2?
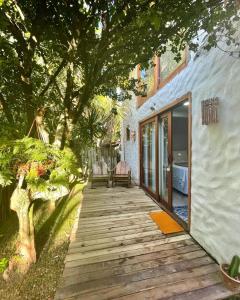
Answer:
159;112;172;209
139;97;191;228
141;120;156;194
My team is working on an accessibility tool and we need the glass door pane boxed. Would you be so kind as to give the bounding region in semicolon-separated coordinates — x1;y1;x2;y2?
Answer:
142;125;149;187
171;101;189;223
141;121;156;193
150;123;156;191
159;113;172;208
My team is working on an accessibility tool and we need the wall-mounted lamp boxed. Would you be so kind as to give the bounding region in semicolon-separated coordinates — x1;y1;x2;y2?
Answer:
150;103;156;111
130;130;136;142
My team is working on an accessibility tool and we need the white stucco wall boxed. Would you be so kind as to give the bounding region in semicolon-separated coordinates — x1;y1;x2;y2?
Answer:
121;42;240;263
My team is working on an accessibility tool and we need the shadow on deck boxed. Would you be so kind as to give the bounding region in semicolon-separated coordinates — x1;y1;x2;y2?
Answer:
55;186;235;300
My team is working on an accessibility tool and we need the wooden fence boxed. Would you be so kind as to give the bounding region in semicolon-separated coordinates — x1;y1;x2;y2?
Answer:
0;185;14;223
79;145;120;178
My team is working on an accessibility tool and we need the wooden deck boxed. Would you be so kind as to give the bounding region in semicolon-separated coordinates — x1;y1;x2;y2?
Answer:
55;186;234;300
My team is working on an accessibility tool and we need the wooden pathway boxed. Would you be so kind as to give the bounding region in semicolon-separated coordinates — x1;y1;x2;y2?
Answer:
55;186;234;300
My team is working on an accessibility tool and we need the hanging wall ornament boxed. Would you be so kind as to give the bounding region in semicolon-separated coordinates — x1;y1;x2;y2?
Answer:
201;97;219;125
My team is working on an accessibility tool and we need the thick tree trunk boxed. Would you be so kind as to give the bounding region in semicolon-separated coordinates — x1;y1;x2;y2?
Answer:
16;200;36;268
3;188;36;280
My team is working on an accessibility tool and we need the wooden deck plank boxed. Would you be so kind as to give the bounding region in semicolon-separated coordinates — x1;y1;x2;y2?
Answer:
64;240;197;273
161;283;234;300
61;250;209;287
65;235;191;263
74;227;161;242
64;239;196;269
59;262;218;299
78;212;153;220
77;216;153;226
70;230;163;250
77;222;156;233
63;244;201;277
77;221;157;231
113;273;223;300
55;186;234;300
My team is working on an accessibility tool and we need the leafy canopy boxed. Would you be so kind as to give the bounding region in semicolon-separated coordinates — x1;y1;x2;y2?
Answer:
0;0;238;144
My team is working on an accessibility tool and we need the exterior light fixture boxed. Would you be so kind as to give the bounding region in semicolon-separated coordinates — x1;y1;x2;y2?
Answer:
184;101;189;106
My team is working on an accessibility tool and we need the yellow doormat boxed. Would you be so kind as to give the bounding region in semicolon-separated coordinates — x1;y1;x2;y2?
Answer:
149;211;184;234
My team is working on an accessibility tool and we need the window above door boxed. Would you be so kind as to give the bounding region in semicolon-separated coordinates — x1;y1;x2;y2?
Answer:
136;47;188;108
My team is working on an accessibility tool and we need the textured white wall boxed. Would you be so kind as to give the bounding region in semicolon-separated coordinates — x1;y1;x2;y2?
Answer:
121;44;240;263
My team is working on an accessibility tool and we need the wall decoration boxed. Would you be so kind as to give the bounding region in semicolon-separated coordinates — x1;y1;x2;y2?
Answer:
201;97;219;125
126;126;130;141
130;130;136;142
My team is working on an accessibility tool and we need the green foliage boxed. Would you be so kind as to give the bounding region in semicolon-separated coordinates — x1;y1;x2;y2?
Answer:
72;95;122;158
0;257;8;273
228;255;240;278
0;0;238;144
0;137;78;192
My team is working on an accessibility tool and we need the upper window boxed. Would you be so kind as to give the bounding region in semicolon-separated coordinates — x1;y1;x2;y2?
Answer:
140;64;155;97
159;48;186;87
136;56;160;108
136;47;187;108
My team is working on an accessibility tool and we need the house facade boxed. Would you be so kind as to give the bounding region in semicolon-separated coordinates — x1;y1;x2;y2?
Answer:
121;36;240;264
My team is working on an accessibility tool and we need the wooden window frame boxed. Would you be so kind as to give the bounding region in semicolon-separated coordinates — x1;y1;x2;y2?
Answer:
136;48;188;108
158;47;188;90
136;56;160;108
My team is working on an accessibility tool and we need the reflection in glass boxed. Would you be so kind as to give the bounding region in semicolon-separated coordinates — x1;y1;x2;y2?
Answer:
171;102;189;223
142;122;156;192
159;117;169;203
160;48;185;82
140;62;155;97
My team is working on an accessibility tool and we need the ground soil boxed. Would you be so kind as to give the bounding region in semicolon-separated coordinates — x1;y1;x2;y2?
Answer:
0;183;84;300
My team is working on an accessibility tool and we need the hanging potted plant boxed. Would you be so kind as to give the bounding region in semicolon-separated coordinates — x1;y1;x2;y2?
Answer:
220;255;240;292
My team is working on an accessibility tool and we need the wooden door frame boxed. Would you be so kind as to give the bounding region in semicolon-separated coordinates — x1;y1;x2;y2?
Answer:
139;116;158;199
139;92;192;231
158;111;172;211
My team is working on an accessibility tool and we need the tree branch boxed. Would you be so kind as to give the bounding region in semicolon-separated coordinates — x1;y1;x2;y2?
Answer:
38;58;67;97
2;11;27;49
38;47;65;101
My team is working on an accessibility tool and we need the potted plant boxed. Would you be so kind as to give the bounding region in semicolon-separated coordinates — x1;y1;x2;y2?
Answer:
220;255;240;292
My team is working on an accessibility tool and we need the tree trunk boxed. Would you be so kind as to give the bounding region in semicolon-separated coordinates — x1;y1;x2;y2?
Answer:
47;199;56;213
3;188;36;279
54;113;67;149
54;113;74;149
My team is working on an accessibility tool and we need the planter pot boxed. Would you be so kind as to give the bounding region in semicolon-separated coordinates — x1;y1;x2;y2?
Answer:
220;264;240;292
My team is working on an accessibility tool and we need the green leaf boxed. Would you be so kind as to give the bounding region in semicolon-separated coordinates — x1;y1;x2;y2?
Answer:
0;258;8;273
24;32;31;39
0;173;13;187
151;15;161;30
